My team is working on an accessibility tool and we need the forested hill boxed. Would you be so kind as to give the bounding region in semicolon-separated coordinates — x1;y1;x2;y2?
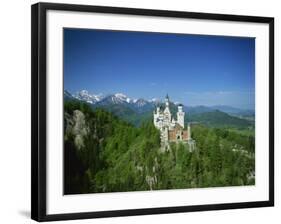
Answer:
64;101;255;194
187;110;253;128
64;101;160;193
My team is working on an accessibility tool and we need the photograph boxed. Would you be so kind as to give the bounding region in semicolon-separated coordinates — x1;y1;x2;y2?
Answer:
63;28;255;195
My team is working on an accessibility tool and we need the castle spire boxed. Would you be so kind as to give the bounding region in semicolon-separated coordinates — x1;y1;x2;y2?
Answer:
165;94;169;107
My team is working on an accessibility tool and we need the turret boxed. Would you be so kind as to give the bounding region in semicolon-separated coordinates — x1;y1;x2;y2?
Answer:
165;94;169;107
177;104;185;128
156;106;160;114
154;106;160;127
187;123;191;140
178;104;183;112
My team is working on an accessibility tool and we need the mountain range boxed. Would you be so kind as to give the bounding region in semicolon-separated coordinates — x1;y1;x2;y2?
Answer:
66;90;254;115
64;90;254;128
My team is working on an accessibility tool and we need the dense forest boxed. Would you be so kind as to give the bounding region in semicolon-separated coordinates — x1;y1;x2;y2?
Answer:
64;101;255;194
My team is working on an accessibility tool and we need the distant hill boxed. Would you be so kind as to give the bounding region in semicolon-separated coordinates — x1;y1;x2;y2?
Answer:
184;105;214;114
210;105;255;116
188;110;253;128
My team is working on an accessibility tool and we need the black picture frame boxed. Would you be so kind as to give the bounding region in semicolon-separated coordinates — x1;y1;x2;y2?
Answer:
31;2;274;222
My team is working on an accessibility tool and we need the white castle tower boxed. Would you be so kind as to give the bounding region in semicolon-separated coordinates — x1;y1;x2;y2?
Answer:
177;104;185;128
163;94;172;127
165;94;169;107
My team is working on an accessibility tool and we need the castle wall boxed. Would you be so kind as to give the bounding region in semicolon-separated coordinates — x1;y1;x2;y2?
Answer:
168;130;176;141
182;130;188;141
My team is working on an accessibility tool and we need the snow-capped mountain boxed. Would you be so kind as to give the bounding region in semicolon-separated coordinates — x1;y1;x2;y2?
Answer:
148;98;161;104
134;98;149;107
70;90;155;108
97;93;132;105
129;98;155;113
114;93;132;103
65;90;157;113
74;90;104;104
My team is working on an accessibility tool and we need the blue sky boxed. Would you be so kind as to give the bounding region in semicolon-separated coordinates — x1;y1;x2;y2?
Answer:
64;28;255;110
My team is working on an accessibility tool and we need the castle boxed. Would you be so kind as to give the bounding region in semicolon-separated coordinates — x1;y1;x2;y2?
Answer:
153;95;195;151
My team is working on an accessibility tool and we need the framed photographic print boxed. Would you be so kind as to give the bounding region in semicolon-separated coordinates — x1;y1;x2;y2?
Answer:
31;2;274;222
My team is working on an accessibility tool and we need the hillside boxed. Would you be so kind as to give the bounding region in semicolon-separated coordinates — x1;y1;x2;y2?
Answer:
188;110;253;128
64;101;255;194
